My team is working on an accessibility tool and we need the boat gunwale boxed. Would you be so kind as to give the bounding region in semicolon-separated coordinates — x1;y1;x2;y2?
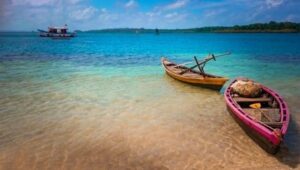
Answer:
224;78;290;146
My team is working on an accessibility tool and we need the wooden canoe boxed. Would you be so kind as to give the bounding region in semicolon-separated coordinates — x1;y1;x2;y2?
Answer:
224;78;290;154
161;57;229;90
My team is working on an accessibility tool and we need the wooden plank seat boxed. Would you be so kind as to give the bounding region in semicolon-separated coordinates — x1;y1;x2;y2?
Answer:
243;108;282;128
261;122;283;128
233;97;272;103
243;108;280;121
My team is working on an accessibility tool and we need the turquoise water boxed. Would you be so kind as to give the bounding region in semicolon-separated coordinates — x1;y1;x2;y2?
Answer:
1;32;300;169
1;32;300;80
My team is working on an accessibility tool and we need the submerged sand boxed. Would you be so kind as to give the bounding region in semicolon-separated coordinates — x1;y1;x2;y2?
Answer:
0;74;300;169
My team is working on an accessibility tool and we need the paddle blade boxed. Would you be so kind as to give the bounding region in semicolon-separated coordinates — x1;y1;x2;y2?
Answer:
249;103;261;109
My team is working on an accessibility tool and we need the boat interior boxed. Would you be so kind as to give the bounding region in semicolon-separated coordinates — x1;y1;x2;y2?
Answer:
231;90;283;129
163;59;220;78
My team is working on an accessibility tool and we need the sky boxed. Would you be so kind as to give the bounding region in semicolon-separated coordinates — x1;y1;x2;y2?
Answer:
0;0;300;31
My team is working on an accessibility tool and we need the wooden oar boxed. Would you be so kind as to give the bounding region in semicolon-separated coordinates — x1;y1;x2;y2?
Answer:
179;52;231;75
179;56;212;74
209;52;231;60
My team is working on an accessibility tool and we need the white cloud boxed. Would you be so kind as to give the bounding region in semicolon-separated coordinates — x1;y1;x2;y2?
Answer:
125;0;137;8
165;12;178;19
146;12;154;17
68;0;83;5
99;13;119;22
204;9;226;18
69;6;98;21
11;0;84;6
101;8;107;13
2;0;299;30
164;12;187;23
98;8;119;21
11;0;56;6
266;0;284;8
146;12;156;17
285;14;299;22
146;10;162;17
165;0;189;10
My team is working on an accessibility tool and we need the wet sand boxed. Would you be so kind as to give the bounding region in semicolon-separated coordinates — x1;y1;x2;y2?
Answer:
0;74;300;170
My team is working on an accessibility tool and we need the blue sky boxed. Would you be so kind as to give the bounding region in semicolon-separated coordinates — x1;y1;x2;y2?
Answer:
0;0;299;31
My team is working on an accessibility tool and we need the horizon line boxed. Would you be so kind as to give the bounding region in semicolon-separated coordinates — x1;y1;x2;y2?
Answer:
1;21;299;32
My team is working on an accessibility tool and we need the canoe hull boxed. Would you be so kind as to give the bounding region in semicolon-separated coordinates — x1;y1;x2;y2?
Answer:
39;32;76;38
227;105;279;154
164;70;226;90
162;58;228;90
224;78;290;154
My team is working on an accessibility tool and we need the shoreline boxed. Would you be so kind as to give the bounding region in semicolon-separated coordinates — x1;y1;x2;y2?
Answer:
1;21;300;34
1;31;300;34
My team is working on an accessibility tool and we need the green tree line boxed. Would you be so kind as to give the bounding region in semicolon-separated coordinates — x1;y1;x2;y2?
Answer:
84;21;300;33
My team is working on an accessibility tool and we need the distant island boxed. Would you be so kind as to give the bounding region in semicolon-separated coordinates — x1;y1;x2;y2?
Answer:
83;21;300;33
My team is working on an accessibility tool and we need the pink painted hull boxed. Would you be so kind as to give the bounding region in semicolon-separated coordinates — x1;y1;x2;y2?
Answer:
224;78;290;154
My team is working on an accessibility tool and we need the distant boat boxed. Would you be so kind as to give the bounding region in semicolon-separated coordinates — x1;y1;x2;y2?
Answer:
161;54;229;90
224;78;290;154
37;24;76;38
155;28;160;35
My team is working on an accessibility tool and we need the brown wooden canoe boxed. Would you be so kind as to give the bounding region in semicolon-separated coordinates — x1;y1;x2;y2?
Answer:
161;57;229;90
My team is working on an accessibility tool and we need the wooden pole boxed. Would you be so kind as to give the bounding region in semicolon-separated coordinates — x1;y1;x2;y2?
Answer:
194;56;205;74
179;52;231;75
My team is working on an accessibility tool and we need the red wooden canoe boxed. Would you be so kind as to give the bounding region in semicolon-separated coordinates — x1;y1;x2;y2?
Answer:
224;78;290;154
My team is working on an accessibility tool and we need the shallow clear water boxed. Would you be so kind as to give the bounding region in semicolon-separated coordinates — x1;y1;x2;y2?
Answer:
0;32;300;169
